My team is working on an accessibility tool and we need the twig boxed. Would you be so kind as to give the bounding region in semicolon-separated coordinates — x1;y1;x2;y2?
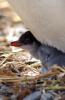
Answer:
53;65;65;73
45;85;65;90
0;53;13;67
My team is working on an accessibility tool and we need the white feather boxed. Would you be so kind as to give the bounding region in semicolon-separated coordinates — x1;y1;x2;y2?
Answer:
8;0;65;52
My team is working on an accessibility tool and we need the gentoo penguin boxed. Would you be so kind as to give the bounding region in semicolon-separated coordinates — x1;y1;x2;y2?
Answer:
11;31;65;72
8;0;65;53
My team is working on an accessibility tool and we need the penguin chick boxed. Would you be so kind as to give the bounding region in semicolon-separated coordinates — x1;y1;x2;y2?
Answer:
11;31;65;71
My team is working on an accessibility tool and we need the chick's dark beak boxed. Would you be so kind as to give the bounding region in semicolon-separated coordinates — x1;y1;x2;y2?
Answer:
10;41;22;47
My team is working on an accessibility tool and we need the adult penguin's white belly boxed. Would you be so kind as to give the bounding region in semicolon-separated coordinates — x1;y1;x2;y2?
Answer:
8;0;65;52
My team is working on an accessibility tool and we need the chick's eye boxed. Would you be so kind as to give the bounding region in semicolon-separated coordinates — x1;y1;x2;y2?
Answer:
24;38;32;44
